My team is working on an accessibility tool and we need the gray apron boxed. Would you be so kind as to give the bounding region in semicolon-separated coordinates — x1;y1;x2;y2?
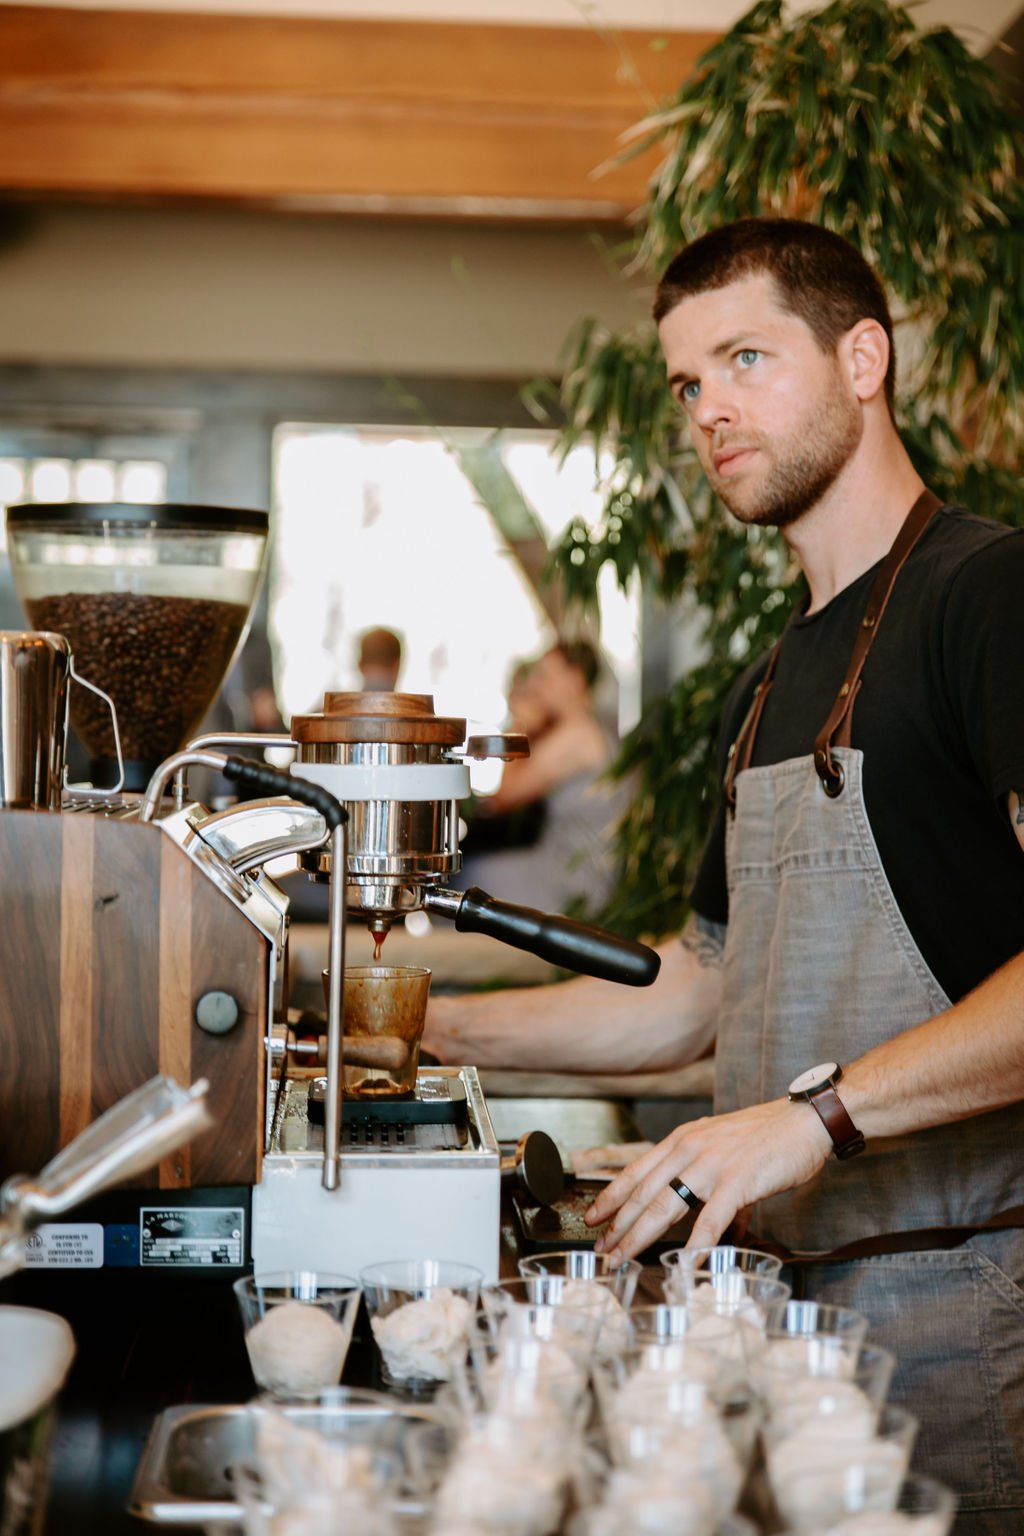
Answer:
714;492;1024;1529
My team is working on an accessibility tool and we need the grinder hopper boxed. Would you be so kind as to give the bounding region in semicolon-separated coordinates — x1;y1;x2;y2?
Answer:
5;502;268;791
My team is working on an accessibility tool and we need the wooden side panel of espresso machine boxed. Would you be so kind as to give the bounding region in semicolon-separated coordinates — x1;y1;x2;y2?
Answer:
0;808;267;1187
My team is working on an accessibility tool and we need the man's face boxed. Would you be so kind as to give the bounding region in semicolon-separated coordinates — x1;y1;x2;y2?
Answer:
657;273;862;528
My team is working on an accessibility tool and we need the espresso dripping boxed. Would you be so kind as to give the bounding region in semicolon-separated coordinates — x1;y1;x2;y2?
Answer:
370;928;388;963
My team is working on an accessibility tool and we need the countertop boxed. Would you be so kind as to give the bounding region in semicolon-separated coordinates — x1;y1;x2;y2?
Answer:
2;1094;688;1535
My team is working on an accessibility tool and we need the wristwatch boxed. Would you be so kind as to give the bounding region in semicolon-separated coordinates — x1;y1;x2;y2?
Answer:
788;1061;866;1161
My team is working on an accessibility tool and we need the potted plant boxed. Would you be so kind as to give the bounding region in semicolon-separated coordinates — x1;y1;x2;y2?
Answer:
526;0;1023;939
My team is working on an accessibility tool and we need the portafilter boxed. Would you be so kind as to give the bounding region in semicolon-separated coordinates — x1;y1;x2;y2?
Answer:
289;691;660;988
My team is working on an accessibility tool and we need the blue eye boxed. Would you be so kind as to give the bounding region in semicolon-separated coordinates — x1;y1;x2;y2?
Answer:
738;349;760;367
680;381;700;403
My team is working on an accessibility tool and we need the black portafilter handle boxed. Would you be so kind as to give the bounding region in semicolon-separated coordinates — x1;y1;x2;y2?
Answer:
435;886;661;987
220;755;348;831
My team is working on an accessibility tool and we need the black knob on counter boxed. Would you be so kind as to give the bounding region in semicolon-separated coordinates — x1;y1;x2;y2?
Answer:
500;1131;565;1208
443;887;661;987
194;991;239;1035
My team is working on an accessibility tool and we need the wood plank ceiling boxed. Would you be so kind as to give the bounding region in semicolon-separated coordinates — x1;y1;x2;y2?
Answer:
0;6;718;219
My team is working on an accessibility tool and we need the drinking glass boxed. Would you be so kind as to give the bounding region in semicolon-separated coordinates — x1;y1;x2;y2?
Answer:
767;1405;919;1531
661;1243;785;1289
235;1392;409;1535
233;1455;398;1535
518;1249;643;1304
481;1278;607;1363
323;965;432;1098
458;1315;593;1422
759;1298;870;1381
244;1387;457;1533
359;1258;483;1392
626;1301;757;1386
592;1316;748;1448
430;1407;576;1536
755;1343;896;1426
232;1270;361;1395
664;1269;791;1317
782;1471;956;1533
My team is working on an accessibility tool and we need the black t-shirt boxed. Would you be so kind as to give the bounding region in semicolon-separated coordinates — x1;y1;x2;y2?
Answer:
691;506;1024;1004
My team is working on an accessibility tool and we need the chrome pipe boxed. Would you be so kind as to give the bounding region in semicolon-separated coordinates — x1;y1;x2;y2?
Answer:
175;732;297;805
322;819;348;1192
139;750;230;822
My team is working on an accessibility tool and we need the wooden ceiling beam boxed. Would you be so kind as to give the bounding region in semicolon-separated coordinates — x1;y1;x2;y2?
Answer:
0;6;716;218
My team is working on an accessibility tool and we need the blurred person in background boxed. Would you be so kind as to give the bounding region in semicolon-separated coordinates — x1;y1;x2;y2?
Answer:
457;639;628;915
457;657;552;865
357;626;403;692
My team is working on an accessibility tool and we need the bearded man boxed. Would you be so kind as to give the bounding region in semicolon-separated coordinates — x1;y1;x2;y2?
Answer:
425;219;1024;1532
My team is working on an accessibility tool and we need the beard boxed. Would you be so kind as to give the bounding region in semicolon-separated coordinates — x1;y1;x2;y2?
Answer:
711;373;862;530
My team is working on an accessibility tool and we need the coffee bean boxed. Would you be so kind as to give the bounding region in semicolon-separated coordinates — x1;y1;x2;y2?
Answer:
25;591;248;764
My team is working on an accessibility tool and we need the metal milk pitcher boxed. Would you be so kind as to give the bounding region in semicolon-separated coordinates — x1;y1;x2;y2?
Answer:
0;630;71;811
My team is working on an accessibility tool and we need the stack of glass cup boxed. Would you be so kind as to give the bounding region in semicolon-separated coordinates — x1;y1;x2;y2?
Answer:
226;1243;959;1535
660;1247;956;1535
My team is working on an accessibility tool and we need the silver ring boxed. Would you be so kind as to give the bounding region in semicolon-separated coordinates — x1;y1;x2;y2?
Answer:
668;1176;703;1212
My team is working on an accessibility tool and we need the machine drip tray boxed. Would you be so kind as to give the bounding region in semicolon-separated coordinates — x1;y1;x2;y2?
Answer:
306;1074;468;1126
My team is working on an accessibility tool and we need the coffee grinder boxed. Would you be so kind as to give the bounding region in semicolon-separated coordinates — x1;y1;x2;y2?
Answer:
0;502;273;1278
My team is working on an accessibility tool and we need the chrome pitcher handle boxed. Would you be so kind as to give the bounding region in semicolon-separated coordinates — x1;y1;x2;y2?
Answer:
65;658;126;800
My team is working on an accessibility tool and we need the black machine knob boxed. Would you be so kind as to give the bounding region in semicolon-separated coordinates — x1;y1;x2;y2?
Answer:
500;1130;566;1209
194;991;240;1035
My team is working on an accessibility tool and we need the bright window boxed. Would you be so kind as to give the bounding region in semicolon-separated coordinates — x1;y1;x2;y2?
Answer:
270;426;640;770
0;455;168;553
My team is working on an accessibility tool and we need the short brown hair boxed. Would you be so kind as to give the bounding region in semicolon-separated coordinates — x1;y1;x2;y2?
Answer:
358;627;402;666
654;218;896;412
555;638;600;689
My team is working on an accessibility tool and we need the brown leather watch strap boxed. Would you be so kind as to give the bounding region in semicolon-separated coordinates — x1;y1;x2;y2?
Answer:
807;1083;866;1161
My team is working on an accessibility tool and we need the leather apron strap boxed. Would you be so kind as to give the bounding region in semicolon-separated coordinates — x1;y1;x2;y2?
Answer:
723;635;785;812
724;487;942;813
746;1205;1024;1283
813;487;942;797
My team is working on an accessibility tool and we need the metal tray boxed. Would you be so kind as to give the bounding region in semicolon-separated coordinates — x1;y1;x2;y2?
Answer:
513;1182;696;1261
129;1404;252;1529
129;1398;445;1528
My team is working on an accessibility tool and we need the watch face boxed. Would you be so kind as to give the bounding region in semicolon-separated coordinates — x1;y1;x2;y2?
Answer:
789;1061;840;1096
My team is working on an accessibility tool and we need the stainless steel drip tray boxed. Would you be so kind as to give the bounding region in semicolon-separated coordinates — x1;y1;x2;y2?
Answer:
129;1404;252;1528
271;1065;500;1166
129;1401;441;1528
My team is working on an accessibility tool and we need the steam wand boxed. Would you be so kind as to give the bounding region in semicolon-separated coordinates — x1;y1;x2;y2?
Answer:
140;750;349;1192
0;1077;211;1281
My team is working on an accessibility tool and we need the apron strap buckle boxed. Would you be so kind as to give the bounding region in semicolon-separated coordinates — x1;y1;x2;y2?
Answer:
814;745;846;798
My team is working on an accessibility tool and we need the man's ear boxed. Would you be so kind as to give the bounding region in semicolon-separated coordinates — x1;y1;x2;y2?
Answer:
843;318;890;403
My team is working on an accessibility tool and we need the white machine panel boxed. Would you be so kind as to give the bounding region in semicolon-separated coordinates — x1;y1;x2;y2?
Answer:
252;1160;500;1281
252;1066;502;1282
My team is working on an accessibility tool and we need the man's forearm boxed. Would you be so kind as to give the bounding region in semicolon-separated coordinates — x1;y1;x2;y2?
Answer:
422;915;723;1075
841;949;1024;1136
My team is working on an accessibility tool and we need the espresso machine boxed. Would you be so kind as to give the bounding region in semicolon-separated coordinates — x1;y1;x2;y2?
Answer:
0;502;660;1287
252;688;657;1279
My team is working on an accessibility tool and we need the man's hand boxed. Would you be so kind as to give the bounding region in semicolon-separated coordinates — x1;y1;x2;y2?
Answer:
586;1099;832;1261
